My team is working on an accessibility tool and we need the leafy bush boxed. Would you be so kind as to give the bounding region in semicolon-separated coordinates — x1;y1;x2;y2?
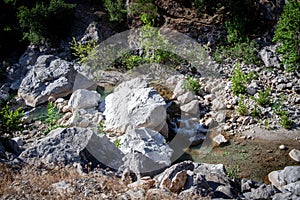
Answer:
17;0;75;44
253;88;271;107
231;64;255;96
251;105;262;118
273;0;300;72
36;102;62;135
183;75;201;94
128;0;157;24
279;115;293;129
236;95;249;116
0;101;24;138
103;0;125;22
70;37;97;63
214;41;260;65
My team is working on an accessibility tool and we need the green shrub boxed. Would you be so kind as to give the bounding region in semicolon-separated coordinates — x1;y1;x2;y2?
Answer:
183;75;201;94
103;0;125;22
231;64;255;96
129;0;157;24
251;105;262;118
36;102;62;135
214;41;260;65
0;101;24;138
273;0;300;72
236;95;249;116
279;115;293;129
70;37;97;63
253;88;271;107
17;0;75;44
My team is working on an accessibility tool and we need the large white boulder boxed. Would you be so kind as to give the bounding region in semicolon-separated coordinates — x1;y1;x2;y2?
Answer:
103;78;167;134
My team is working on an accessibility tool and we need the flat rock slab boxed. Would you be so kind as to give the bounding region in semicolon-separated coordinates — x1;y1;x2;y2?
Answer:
20;127;124;170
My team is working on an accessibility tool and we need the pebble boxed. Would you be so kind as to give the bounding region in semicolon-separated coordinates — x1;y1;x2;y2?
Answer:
279;145;287;150
289;149;300;162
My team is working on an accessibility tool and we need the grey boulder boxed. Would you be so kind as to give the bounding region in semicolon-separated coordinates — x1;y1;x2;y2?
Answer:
18;55;96;107
268;166;300;190
20;127;124;170
68;89;101;111
120;128;173;176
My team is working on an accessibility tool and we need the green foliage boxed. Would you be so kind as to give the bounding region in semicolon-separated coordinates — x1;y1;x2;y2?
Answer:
279;115;293;129
183;75;201;94
251;105;262;118
17;0;75;44
226;165;240;180
225;20;245;44
236;95;249;116
98;121;105;134
70;37;97;63
129;0;157;24
214;41;260;65
114;139;121;148
253;88;271;107
103;0;125;22
38;102;63;135
273;0;300;72
0;101;24;138
231;64;255;96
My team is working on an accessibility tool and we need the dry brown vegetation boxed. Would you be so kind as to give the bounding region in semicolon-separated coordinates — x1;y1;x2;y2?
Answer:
0;163;131;199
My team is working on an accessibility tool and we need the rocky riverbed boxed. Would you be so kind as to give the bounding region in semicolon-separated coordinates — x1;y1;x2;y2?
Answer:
0;0;300;199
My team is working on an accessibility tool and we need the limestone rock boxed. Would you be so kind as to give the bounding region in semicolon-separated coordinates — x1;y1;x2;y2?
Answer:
20;127;124;170
180;100;199;116
120;128;173;168
103;78;167;134
213;134;228;145
18;55;95;107
289;149;300;162
68;89;100;111
268;166;300;190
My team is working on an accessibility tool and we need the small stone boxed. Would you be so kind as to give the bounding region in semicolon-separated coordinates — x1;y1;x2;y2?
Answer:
55;98;65;104
289;149;300;162
286;82;293;88
48;96;56;102
277;84;286;90
223;124;232;131
242;116;251;125
78;118;90;128
213;134;228;145
279;145;287;150
246;86;256;95
11;137;24;146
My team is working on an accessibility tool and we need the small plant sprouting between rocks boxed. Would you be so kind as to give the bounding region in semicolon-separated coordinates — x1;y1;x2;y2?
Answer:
236;95;249;116
98;121;105;134
231;64;255;96
114;139;121;148
250;104;262;118
253;88;271;107
37;102;63;135
70;37;97;63
272;99;293;129
0;101;24;138
226;165;240;180
183;75;201;94
274;106;293;129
